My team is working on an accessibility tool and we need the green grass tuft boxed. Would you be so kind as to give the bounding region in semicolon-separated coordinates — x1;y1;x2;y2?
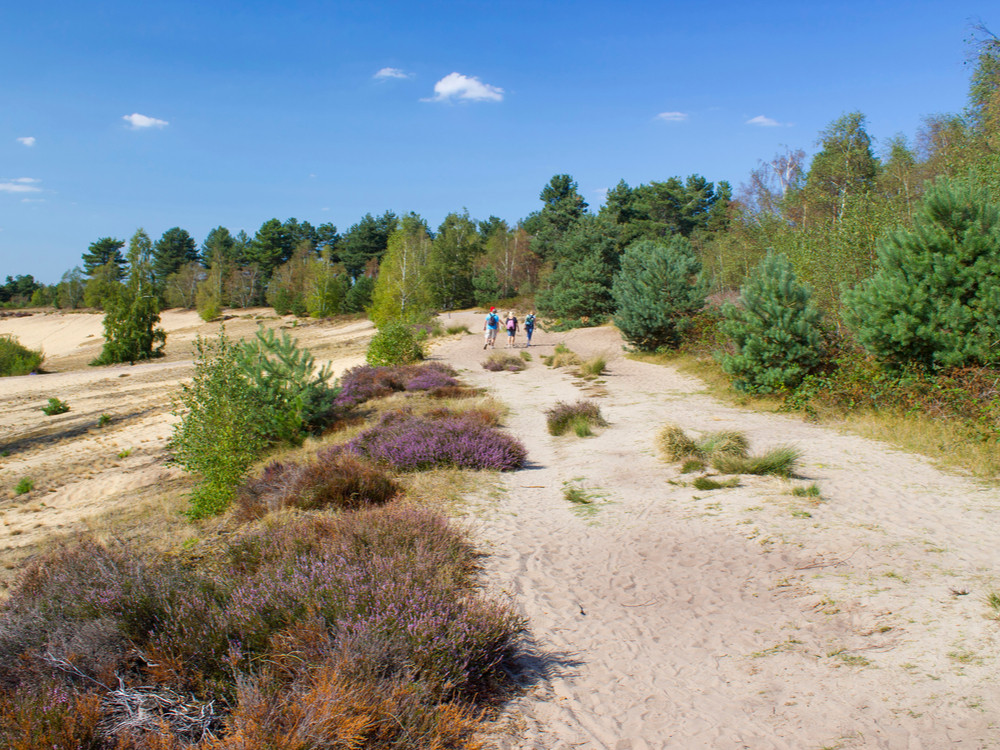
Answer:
14;477;34;495
41;397;69;416
711;445;801;477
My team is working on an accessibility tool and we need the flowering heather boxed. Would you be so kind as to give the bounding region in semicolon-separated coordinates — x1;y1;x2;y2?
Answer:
482;351;526;372
0;507;524;748
323;409;527;471
335;363;460;407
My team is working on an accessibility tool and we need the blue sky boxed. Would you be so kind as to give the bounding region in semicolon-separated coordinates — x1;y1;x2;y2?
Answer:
2;1;996;282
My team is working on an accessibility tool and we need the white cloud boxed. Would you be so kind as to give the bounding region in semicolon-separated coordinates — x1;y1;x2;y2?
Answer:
0;178;42;193
746;115;781;127
123;113;169;129
16;136;36;147
375;67;410;80
424;72;503;103
656;111;688;122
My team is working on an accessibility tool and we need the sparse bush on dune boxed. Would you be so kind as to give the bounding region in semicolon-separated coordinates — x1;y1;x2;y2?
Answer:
235;453;400;520
0;508;524;749
0;334;43;377
545;400;608;436
324;409;527;471
482;351;526;372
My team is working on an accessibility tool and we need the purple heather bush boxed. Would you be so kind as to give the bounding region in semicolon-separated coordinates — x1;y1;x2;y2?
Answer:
323;409;527;471
335;363;461;407
0;507;524;748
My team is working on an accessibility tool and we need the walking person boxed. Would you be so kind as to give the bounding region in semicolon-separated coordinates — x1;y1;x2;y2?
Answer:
483;307;500;349
505;311;519;348
524;311;536;347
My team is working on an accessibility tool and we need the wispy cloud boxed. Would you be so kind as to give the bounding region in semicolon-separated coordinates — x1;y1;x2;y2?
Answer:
123;113;169;129
656;111;688;123
16;136;36;147
424;72;503;103
0;178;42;194
374;67;411;80
746;115;782;127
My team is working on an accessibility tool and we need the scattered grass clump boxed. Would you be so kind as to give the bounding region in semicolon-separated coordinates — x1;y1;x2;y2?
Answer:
520;351;532;362
97;413;112;428
0;335;43;377
692;476;739;491
445;324;470;335
577;355;607;380
986;591;1000;618
711;445;801;477
41;397;69;416
545;399;608;436
116;448;132;459
324;408;527;471
680;458;705;473
697;430;749;459
14;478;33;495
543;343;581;369
482;351;526;372
0;508;525;749
658;424;700;460
235;453;401;520
792;483;822;498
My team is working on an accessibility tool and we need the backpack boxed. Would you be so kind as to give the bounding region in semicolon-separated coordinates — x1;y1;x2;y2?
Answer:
525;314;535;327
506;317;516;331
487;313;498;326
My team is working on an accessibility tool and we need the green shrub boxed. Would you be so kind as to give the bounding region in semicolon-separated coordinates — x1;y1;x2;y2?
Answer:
692;476;739;491
171;332;271;518
612;237;707;351
14;478;33;495
718;252;825;393
41;397;69;416
843;179;1000;370
90;260;166;366
366;321;425;366
0;335;43;377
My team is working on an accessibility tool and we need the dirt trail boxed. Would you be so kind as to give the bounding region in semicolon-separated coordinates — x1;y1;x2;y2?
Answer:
431;311;1000;750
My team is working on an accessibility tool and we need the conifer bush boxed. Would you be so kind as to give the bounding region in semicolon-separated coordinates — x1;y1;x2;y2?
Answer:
843;179;1000;370
366;320;425;366
611;237;707;351
718;252;825;393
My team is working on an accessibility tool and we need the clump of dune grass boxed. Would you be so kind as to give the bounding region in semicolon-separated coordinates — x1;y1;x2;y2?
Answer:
986;591;1000;619
577;355;606;380
697;430;748;459
482;351;526;372
680;458;705;473
692;476;740;491
543;343;581;369
792;483;822;498
520;351;532;362
711;444;801;477
445;324;470;335
658;425;700;460
545;399;608;436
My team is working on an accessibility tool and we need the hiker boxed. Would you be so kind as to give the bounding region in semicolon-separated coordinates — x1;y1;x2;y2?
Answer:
505;311;519;348
483;307;500;349
524;311;536;347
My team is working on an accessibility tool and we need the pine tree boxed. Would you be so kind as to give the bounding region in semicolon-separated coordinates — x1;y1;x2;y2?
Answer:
842;179;1000;370
611;237;706;351
718;252;824;392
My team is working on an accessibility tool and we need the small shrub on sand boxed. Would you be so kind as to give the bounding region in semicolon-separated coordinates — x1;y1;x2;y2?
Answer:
578;355;606;379
324;409;527;471
482;351;526;372
235;453;401;520
41;397;69;416
446;324;470;335
543;343;581;369
366;320;425;366
14;478;33;495
711;445;801;477
0;335;43;377
546;400;608;436
680;458;705;473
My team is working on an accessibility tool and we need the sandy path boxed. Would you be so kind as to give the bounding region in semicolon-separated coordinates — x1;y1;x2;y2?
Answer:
431;311;1000;750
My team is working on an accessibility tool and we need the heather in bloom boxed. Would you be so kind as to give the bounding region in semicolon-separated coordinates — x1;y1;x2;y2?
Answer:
335;362;460;407
324;409;527;471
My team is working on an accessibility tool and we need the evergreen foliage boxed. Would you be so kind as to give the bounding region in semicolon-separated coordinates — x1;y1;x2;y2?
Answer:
91;230;166;365
366;320;425;366
842;179;1000;370
81;237;125;277
344;274;375;312
536;216;617;326
611;237;707;351
718;252;824;392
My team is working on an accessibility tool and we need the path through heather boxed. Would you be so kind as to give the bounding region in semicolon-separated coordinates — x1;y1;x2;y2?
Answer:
430;311;1000;750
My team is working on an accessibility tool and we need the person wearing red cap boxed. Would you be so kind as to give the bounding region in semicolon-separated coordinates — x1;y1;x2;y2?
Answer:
483;307;500;349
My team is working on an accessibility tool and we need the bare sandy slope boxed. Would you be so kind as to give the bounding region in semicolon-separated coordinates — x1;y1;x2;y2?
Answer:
0;309;372;576
430;311;1000;750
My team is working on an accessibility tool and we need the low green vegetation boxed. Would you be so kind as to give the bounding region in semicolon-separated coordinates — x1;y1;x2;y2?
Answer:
577;354;607;379
658;424;800;478
366;320;425;366
40;397;69;416
543;343;581;368
14;477;33;495
0;335;43;377
545;399;608;436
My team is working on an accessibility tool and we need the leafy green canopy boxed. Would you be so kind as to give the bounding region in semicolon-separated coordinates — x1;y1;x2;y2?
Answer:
611;237;706;351
843;179;1000;370
718;252;824;392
